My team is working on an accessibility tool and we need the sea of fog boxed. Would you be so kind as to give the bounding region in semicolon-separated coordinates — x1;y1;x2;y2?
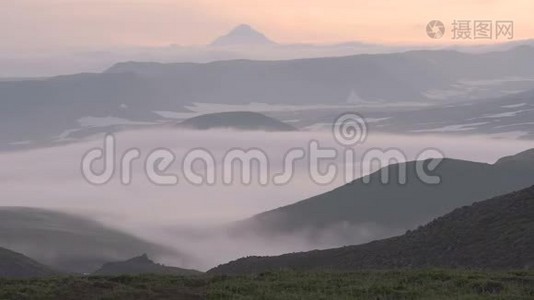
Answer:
1;128;533;270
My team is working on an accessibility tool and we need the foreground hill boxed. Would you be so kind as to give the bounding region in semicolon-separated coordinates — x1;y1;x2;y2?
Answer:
0;207;189;273
210;185;534;274
233;149;534;244
177;111;296;131
0;247;58;278
93;254;201;276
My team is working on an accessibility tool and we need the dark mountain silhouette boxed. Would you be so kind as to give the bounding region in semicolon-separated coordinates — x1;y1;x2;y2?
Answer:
210;24;276;47
178;111;297;131
232;149;534;243
210;185;534;274
0;207;191;273
93;254;202;276
0;246;59;278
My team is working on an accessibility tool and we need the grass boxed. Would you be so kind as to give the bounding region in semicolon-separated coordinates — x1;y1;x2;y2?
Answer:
0;269;533;299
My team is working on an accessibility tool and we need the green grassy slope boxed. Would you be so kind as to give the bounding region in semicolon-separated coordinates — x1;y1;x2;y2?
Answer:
0;270;532;299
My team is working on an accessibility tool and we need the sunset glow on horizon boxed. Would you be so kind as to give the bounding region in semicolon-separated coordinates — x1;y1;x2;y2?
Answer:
2;0;534;52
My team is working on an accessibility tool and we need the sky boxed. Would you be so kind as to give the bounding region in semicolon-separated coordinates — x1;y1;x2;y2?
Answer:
2;0;534;53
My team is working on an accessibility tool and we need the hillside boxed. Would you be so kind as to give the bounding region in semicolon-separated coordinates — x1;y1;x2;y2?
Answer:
495;148;534;168
0;207;189;273
210;185;534;274
177;111;296;131
0;247;58;278
233;149;534;243
93;254;202;276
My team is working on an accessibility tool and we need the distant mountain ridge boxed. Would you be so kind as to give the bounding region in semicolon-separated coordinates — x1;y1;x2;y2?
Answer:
93;254;202;276
106;46;534;106
3;46;534;149
209;185;534;274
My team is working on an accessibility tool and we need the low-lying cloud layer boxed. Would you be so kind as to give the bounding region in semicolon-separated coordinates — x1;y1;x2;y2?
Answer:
1;128;533;270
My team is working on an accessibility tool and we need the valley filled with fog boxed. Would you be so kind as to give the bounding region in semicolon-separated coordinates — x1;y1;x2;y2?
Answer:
1;126;532;270
2;3;534;299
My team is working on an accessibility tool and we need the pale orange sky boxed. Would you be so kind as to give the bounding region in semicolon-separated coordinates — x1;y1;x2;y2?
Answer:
2;0;534;51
